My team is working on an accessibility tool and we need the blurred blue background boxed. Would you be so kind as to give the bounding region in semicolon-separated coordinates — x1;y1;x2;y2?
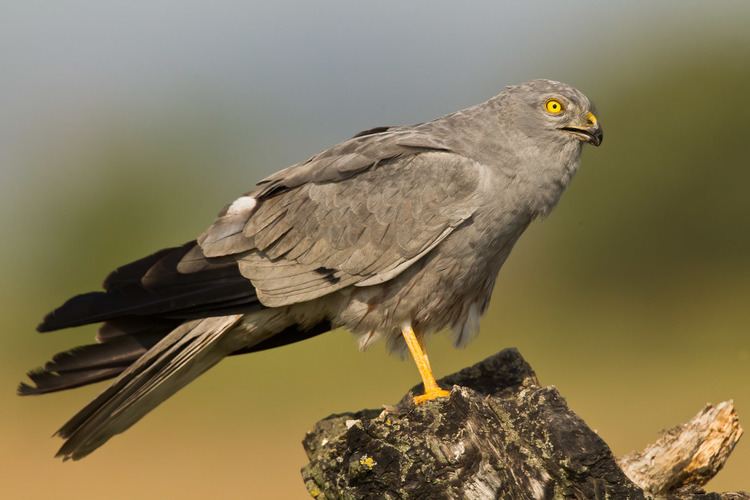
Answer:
2;1;749;498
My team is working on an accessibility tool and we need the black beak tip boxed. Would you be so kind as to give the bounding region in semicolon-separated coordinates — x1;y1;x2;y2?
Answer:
592;128;603;146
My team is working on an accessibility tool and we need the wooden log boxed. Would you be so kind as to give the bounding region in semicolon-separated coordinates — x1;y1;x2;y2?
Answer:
300;348;747;499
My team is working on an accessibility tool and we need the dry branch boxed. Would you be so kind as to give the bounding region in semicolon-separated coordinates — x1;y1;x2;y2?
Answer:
619;400;743;496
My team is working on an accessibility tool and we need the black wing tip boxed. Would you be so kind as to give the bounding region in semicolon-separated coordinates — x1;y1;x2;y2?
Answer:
37;315;56;333
17;380;41;396
17;364;125;397
17;368;51;396
35;292;110;333
37;314;79;333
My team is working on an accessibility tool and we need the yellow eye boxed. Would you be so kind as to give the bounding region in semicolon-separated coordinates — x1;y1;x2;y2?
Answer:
545;98;564;115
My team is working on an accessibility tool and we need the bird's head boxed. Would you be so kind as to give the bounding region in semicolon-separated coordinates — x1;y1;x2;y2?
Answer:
503;79;603;147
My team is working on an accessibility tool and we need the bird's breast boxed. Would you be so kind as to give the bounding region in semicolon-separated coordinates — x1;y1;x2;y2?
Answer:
498;144;582;218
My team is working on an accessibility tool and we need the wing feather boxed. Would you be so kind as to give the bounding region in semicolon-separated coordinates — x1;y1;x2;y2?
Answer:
191;130;483;307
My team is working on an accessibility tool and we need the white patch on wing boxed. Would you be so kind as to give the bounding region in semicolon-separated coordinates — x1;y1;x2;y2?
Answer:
227;196;257;215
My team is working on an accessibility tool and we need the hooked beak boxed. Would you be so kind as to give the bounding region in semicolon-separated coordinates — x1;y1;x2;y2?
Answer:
560;111;603;146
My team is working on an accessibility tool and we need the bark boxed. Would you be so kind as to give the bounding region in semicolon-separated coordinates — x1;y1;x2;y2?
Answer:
301;348;746;499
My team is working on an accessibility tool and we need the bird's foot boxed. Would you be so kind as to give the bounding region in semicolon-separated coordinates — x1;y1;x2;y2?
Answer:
412;387;450;404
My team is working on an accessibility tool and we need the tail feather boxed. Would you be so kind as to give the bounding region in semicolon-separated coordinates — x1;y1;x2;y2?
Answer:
20;318;333;396
56;315;243;460
21;239;338;459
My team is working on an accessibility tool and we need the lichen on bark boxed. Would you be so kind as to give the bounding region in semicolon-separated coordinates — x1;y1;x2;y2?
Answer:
301;349;746;499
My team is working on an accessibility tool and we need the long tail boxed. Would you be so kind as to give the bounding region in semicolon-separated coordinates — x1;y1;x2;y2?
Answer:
18;316;332;396
54;315;243;461
19;241;334;459
20;241;257;396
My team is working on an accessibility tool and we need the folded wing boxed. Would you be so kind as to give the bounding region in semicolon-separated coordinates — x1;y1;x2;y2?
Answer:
196;129;483;307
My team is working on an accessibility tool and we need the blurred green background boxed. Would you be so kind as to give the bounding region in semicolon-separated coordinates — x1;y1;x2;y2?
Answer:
2;1;749;498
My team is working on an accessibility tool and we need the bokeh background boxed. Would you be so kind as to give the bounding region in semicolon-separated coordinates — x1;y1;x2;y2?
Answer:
3;1;749;498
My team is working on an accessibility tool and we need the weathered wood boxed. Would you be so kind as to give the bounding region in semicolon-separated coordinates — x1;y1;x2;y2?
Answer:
619;400;744;496
301;348;747;499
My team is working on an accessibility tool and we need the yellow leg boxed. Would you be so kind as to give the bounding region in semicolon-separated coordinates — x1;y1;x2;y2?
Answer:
401;325;450;404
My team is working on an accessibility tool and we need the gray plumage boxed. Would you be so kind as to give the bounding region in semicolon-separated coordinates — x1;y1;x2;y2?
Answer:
20;79;602;459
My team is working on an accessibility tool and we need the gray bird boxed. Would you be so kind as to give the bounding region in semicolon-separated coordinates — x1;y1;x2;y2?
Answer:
19;79;602;460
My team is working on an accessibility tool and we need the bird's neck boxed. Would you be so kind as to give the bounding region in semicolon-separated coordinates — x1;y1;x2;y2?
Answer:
510;139;583;218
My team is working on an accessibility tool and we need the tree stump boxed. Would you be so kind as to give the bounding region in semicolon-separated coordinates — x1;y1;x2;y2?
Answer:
301;349;746;499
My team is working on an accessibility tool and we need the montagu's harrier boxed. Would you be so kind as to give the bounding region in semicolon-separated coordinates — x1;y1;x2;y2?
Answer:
19;79;602;460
